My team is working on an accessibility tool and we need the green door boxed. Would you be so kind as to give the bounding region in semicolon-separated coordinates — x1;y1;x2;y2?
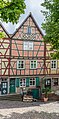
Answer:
10;78;15;93
32;88;39;99
1;82;8;95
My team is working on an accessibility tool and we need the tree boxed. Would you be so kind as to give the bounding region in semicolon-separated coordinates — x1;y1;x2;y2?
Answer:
0;32;5;38
0;0;26;37
41;0;59;58
0;0;26;24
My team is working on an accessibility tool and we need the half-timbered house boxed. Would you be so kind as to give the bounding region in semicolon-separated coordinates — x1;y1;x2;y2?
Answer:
10;13;44;98
0;12;59;96
0;23;10;94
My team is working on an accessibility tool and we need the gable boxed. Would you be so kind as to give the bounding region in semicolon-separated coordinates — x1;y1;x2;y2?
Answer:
12;13;43;41
0;24;10;57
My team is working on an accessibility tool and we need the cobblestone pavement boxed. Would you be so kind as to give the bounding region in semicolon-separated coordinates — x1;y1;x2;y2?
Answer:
0;101;59;119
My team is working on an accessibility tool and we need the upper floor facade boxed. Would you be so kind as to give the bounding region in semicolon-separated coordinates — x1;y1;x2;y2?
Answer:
0;13;59;77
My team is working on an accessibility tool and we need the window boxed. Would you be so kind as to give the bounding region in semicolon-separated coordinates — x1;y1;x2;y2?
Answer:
51;60;57;69
17;60;25;69
2;83;7;88
30;60;37;69
53;78;58;86
27;26;31;34
45;79;51;88
24;41;33;50
30;78;36;86
20;79;26;87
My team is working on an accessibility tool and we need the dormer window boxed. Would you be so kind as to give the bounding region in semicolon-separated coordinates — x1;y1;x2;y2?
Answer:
27;26;31;34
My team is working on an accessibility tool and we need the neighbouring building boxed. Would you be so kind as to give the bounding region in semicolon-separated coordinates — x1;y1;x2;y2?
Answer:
0;13;59;97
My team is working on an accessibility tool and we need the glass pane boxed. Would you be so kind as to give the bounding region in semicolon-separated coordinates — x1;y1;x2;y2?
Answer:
31;64;33;68
21;63;23;68
22;79;25;86
20;79;26;86
31;61;33;64
51;63;53;68
34;61;36;63
33;81;35;85
27;26;31;34
20;81;22;86
30;81;32;85
18;64;21;68
34;63;36;68
24;42;28;50
54;63;56;68
33;78;35;81
54;61;56;63
29;42;33;50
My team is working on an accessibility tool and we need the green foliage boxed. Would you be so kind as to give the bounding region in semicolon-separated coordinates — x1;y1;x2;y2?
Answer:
0;0;26;24
0;32;5;38
0;0;26;38
42;87;51;98
41;0;59;59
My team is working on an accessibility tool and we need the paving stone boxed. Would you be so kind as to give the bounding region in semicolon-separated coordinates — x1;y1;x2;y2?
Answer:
0;101;59;119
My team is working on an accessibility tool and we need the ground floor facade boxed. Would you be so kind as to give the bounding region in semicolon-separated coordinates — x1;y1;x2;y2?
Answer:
0;77;40;99
0;76;59;98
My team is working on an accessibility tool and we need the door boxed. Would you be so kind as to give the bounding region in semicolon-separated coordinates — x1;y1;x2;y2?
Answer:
10;78;15;93
32;88;39;99
1;82;8;95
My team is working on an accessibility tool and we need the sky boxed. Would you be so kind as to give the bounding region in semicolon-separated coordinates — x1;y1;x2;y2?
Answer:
2;0;45;34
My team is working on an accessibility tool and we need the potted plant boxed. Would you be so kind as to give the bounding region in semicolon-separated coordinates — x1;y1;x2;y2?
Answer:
42;87;51;102
43;88;49;102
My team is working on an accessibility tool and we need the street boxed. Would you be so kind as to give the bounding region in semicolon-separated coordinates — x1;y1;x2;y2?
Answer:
0;101;59;119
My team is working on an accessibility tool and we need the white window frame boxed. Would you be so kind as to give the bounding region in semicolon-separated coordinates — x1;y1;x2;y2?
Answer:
23;41;33;50
27;26;31;34
30;60;37;69
20;78;26;87
17;60;25;69
29;78;36;86
51;60;57;70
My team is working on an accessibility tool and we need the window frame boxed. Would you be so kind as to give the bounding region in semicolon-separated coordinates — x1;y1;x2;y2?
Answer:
23;41;33;50
29;78;36;86
27;26;31;34
51;60;57;70
2;82;7;88
17;60;25;69
45;78;51;87
30;60;37;69
20;78;26;87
